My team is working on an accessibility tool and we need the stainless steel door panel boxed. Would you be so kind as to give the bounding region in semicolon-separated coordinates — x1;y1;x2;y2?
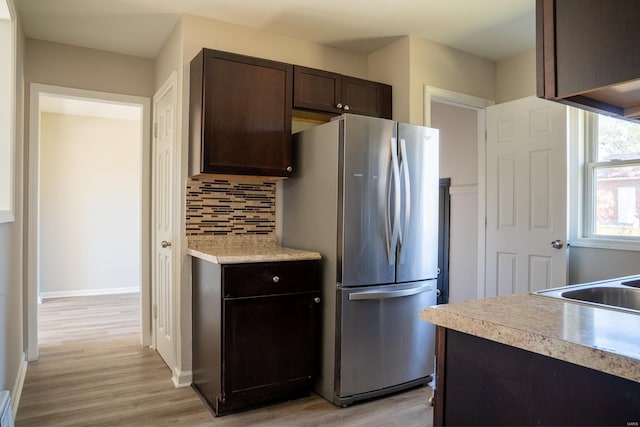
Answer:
340;114;397;286
396;123;439;283
336;280;437;398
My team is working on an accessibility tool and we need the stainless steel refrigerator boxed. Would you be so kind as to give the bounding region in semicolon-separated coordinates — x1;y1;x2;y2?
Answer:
282;114;439;406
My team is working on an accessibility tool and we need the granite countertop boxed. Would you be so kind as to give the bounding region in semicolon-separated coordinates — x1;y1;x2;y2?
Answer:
420;294;640;383
187;235;321;264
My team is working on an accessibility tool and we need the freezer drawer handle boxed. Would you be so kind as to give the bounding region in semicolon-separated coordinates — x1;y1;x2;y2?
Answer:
348;284;433;300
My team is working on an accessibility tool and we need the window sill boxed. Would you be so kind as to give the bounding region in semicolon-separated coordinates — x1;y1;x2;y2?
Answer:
569;238;640;252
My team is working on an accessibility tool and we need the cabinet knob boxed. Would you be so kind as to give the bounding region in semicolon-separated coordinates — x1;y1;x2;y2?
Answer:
314;297;321;303
272;276;280;283
343;105;350;111
286;166;293;173
336;103;343;109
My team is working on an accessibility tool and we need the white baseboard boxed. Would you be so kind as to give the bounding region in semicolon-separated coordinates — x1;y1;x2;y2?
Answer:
40;287;139;301
171;369;192;388
11;353;27;418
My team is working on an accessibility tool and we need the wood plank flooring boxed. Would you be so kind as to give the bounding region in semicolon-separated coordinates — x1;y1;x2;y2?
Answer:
16;293;433;426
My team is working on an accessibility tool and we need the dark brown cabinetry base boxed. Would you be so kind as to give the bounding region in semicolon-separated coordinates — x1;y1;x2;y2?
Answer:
433;327;640;426
192;259;321;416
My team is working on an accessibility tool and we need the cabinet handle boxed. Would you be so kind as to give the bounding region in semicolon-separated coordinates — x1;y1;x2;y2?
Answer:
314;297;321;303
336;103;343;109
272;276;280;283
343;105;350;111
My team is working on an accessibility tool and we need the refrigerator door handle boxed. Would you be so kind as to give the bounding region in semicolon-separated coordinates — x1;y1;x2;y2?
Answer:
348;283;433;300
385;137;401;265
398;138;411;264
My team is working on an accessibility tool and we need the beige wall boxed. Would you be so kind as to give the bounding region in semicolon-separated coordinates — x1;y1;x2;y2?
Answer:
25;40;154;97
0;0;25;404
370;35;497;125
39;113;141;297
409;36;496;125
496;49;536;103
155;19;183;92
181;14;369;79
368;37;411;122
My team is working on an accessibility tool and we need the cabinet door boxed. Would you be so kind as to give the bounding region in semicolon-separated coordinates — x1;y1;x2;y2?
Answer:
293;66;342;114
341;76;392;119
223;292;320;400
197;50;293;176
293;65;393;119
537;0;640;119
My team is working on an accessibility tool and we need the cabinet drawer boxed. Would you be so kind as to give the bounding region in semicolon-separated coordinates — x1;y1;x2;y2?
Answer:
222;261;319;298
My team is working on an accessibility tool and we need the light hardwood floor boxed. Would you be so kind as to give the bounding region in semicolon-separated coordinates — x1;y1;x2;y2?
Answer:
16;293;433;426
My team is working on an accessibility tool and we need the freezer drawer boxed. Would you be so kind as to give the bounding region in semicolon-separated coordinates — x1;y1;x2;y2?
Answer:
335;280;436;401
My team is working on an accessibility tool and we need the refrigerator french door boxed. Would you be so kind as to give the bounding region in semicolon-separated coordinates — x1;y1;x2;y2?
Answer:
282;114;439;406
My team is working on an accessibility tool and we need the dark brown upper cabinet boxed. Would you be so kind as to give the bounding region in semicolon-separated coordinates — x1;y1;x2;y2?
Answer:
537;0;640;120
189;49;293;177
293;66;392;119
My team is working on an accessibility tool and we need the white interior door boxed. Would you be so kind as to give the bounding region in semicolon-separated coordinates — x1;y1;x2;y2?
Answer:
152;76;176;368
485;96;567;296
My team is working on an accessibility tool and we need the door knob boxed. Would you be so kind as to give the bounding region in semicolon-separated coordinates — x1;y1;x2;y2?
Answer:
161;240;171;248
550;239;564;249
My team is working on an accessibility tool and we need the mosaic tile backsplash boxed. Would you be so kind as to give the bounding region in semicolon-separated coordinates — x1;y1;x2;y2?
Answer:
186;178;276;236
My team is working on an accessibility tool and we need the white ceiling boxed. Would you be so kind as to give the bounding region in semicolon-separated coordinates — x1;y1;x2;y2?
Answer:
14;0;536;61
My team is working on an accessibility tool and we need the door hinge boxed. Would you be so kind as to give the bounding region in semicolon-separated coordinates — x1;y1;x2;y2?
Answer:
153;122;158;138
153;303;158;319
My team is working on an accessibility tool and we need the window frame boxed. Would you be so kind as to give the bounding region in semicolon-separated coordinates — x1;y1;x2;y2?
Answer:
570;109;640;251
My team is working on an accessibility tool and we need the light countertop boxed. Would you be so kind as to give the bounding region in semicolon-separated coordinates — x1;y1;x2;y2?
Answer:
187;235;321;264
420;294;640;383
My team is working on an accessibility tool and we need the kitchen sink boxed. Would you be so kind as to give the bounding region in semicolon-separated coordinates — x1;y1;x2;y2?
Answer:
534;276;640;314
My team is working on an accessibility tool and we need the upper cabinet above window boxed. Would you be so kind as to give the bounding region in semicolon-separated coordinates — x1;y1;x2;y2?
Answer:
537;0;640;121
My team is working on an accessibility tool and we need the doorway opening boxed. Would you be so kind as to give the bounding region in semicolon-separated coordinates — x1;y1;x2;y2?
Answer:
424;85;494;302
27;84;151;360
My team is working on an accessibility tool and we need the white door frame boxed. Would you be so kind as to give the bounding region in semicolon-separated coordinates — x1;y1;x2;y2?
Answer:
424;86;494;300
151;71;178;378
27;83;152;361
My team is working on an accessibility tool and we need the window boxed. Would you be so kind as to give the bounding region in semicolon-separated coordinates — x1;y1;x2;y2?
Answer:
0;0;15;223
584;113;640;242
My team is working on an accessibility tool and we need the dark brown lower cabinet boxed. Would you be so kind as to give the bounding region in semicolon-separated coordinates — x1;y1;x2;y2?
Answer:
433;327;640;426
192;258;321;416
